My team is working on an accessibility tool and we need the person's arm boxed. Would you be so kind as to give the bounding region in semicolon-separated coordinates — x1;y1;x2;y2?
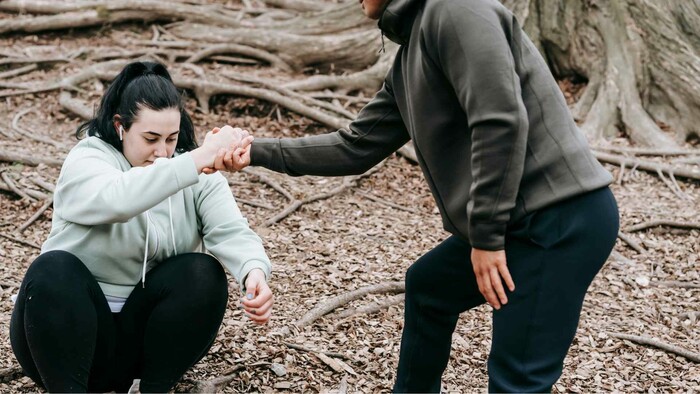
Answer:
431;1;529;252
55;128;247;225
195;172;272;295
250;81;410;176
429;2;526;309
55;146;201;225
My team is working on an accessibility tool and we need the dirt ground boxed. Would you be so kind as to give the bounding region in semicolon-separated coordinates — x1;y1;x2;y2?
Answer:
0;8;699;394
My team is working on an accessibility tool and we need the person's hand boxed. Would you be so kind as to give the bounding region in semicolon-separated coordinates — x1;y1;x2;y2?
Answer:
218;141;251;172
241;269;273;325
202;126;253;174
471;248;515;310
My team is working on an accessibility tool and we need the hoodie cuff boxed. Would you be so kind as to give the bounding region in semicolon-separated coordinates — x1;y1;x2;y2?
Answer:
239;259;272;293
468;221;507;251
251;138;286;173
171;152;200;189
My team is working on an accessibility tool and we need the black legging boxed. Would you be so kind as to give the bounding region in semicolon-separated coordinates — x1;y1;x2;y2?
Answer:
393;187;619;393
10;251;228;393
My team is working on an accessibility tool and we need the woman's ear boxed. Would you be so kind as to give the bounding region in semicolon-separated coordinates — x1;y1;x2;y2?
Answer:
113;115;124;141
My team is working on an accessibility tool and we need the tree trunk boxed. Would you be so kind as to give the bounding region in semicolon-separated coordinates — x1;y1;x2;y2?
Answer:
501;0;700;148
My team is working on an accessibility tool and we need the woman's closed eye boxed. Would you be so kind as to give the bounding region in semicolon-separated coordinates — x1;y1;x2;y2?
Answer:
144;137;177;143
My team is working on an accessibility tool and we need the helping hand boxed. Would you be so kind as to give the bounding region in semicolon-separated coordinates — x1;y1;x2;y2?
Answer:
241;268;273;325
471;248;515;310
202;126;253;174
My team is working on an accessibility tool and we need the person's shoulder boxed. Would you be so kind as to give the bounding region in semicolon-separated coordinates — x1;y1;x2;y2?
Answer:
421;0;513;41
64;136;118;162
70;136;118;156
423;0;510;22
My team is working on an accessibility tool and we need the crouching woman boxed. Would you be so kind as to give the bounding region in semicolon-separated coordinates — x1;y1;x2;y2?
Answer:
10;61;273;393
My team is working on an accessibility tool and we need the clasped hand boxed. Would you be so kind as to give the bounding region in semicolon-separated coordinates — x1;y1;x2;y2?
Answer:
200;125;253;174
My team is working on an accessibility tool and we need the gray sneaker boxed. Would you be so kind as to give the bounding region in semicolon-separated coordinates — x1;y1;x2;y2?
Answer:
127;379;140;394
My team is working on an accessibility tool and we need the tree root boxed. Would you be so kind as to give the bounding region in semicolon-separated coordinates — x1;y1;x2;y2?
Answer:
59;92;93;120
191;362;270;394
186;44;294;72
0;0;253;34
282;342;355;362
0;64;38;79
16;198;53;233
282;45;396;92
0;149;64;167
626;220;700;233
593;151;700;181
222;71;356;119
276;281;405;337
609;332;700;363
0;180;49;201
654;281;700;289
355;191;418;213
0;233;41;250
593;145;700;157
12;108;67;149
30;176;55;193
330;293;404;320
617;232;645;254
0;172;35;202
257;164;383;227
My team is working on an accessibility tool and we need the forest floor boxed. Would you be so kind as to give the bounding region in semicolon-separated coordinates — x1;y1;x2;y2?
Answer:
0;5;699;393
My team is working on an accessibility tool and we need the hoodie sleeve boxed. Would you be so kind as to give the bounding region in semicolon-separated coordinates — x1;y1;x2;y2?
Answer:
430;1;529;250
54;142;200;225
195;172;271;290
250;80;410;176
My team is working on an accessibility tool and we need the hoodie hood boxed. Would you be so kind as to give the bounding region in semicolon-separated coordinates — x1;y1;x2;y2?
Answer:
377;0;424;45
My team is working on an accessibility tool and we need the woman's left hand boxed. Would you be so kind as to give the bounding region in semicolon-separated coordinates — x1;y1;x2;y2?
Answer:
241;269;273;325
471;248;515;310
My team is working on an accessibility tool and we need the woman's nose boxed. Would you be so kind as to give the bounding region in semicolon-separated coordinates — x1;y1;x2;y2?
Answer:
154;142;167;158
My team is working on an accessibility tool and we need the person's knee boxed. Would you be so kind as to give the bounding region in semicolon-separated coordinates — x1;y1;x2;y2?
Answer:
24;251;90;295
173;253;228;302
405;256;432;297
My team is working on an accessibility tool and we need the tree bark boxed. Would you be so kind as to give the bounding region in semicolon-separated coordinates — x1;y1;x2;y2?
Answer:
501;0;700;147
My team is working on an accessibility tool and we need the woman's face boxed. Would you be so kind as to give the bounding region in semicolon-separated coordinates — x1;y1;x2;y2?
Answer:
118;107;181;167
360;0;390;20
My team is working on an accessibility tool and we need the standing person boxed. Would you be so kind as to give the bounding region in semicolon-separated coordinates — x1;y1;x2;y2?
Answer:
10;61;273;393
215;0;619;392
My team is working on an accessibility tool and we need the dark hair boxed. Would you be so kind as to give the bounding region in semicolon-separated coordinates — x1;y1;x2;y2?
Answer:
76;61;197;153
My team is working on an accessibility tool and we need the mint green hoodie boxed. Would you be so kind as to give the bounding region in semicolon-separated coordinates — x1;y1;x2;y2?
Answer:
42;136;271;299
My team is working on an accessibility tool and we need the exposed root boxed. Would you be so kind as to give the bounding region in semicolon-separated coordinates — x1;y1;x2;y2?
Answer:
186;44;294;72
617;232;646;254
0;149;64;167
330;293;404;320
16;198;53;233
626;220;700;233
609;332;700;363
593;151;700;181
276;281;405;337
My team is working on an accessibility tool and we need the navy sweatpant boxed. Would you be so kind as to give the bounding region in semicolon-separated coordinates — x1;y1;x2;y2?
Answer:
393;187;619;393
10;251;228;393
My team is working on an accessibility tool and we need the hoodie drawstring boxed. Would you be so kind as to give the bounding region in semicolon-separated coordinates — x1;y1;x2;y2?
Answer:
142;211;151;288
168;196;177;255
142;197;177;288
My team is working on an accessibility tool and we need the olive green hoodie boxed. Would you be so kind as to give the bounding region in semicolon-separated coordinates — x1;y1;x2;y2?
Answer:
42;136;271;299
251;0;612;250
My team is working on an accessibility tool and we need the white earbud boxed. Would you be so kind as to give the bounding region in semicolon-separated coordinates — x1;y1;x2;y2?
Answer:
118;125;124;141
